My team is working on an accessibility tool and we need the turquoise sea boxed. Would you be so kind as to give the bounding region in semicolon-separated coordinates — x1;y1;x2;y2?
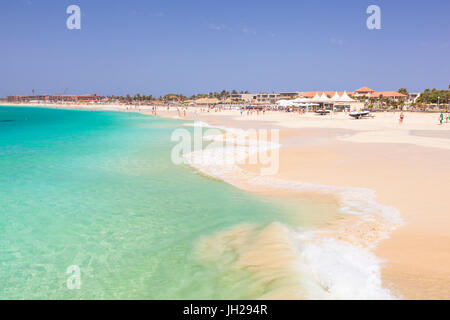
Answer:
0;106;337;299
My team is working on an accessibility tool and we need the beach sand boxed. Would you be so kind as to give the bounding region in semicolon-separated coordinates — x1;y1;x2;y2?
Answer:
154;108;450;299
3;103;449;299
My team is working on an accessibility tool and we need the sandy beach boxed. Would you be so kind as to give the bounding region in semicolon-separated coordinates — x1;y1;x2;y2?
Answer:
151;107;450;299
3;103;450;299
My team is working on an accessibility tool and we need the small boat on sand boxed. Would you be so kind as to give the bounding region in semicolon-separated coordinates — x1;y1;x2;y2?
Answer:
349;110;371;119
315;109;331;115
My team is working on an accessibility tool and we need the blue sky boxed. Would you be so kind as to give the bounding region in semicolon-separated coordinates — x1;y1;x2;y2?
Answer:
1;0;449;96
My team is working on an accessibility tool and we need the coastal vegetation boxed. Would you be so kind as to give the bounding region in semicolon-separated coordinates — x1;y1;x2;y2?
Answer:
416;88;450;104
105;90;251;103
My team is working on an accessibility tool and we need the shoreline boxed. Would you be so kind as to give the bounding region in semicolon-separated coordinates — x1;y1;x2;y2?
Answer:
3;103;450;299
153;107;450;299
179;118;403;299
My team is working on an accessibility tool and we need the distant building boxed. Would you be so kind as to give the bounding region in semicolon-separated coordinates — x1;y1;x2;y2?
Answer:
369;92;407;101
7;94;99;103
230;93;254;102
278;92;301;99
252;93;280;103
354;87;375;97
348;87;407;101
407;93;421;103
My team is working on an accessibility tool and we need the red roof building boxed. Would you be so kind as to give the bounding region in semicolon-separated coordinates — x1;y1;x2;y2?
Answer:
355;86;375;93
299;87;407;101
370;91;407;99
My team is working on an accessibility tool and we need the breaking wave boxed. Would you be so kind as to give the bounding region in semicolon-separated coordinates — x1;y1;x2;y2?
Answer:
184;121;402;299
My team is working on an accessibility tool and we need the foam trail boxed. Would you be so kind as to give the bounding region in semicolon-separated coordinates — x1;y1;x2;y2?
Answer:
185;121;403;299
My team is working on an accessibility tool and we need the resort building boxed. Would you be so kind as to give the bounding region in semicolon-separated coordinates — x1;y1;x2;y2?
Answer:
354;86;375;97
252;93;280;103
278;92;301;99
351;87;407;101
7;94;100;103
230;93;255;102
407;93;421;103
369;92;407;101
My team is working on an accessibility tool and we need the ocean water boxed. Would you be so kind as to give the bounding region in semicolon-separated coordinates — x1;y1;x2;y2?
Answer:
0;106;338;299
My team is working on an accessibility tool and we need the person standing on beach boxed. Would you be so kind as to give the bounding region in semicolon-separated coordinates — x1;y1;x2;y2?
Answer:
439;112;444;125
399;112;405;124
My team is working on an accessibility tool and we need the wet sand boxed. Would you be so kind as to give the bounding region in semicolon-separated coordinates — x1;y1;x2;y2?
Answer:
158;108;450;299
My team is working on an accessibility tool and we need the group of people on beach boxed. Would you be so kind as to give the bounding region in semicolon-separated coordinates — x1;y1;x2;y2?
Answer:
439;111;449;125
132;103;450;126
399;111;449;125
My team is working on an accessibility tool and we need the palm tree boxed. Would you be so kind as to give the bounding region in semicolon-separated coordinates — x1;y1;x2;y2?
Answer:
398;88;408;95
398;99;405;110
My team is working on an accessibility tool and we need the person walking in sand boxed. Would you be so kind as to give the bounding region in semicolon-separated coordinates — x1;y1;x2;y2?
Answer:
399;112;405;124
439;112;444;125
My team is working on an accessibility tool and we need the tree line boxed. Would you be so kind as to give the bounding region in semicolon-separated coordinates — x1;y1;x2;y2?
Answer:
100;86;449;106
103;90;251;103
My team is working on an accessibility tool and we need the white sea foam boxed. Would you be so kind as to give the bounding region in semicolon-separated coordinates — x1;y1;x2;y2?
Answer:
182;121;216;128
184;120;403;300
293;232;396;299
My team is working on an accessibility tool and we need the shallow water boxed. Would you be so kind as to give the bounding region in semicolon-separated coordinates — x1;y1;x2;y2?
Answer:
0;106;336;299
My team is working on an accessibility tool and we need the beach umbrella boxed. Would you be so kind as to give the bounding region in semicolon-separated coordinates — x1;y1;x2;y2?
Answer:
293;97;312;103
277;100;293;107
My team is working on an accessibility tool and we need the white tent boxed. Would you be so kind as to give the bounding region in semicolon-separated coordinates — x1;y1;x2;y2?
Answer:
319;92;332;103
293;97;312;103
277;100;294;107
330;92;341;102
336;91;355;103
311;92;321;102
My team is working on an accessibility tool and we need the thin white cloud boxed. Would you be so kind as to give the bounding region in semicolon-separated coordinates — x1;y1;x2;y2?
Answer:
242;26;256;35
330;38;345;46
209;24;232;31
209;23;272;37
